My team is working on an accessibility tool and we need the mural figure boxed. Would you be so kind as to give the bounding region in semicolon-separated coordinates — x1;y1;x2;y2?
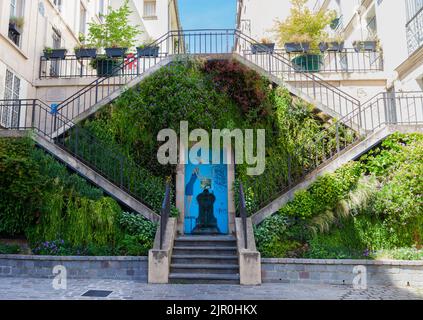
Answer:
192;187;220;234
185;167;200;216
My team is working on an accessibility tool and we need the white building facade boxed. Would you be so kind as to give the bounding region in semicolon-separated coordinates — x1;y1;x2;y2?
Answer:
0;0;180;120
236;0;423;100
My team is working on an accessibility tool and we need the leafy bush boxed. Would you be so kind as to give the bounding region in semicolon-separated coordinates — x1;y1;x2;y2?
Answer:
87;0;140;49
0;243;21;254
0;137;159;256
273;0;336;52
116;212;157;256
256;133;423;259
0;137;45;236
202;59;273;118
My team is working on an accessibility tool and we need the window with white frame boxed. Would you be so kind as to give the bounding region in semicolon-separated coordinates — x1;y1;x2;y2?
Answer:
144;0;157;17
99;0;105;20
10;0;17;16
8;0;25;46
79;3;87;35
0;70;21;128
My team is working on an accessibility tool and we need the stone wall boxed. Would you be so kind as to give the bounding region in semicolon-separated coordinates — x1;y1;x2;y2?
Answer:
1;255;422;288
262;258;423;288
0;255;148;281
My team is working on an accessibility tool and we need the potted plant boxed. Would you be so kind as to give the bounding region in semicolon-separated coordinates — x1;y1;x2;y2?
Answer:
273;0;336;72
284;34;311;53
74;33;97;59
251;37;276;54
87;0;140;73
353;38;379;52
137;37;160;57
89;55;121;77
319;35;345;52
43;47;67;60
9;16;24;35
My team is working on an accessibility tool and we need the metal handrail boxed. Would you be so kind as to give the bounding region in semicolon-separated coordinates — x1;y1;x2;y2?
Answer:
35;29;367;134
239;183;248;249
160;183;171;250
243;91;423;212
235;30;361;104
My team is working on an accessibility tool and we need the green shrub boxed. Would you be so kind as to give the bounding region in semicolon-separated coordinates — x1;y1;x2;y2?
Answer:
117;212;157;256
0;243;21;254
0;137;45;236
256;133;423;259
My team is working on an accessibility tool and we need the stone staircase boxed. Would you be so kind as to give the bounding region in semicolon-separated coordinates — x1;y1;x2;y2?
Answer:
169;235;240;284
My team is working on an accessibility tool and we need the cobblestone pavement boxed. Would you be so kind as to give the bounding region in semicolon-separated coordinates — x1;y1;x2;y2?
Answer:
0;277;422;300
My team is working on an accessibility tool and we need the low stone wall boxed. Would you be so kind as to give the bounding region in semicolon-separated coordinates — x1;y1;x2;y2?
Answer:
2;255;422;287
262;258;423;288
0;255;148;281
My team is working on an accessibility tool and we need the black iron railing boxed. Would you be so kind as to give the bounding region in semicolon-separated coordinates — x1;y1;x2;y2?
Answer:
233;30;362;121
0;99;166;217
406;5;423;55
243;48;383;73
39;53;169;79
54;32;178;121
239;183;248;249
160;183;171;250
242;91;423;214
37;30;367;131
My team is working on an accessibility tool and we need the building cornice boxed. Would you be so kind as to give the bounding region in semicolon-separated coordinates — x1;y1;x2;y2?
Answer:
395;46;423;80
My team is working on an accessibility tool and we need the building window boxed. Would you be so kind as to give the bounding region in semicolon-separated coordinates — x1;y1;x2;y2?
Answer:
406;0;423;54
79;3;87;35
144;1;157;18
99;0;105;21
8;0;25;47
366;15;377;39
0;70;20;128
53;0;62;12
50;29;62;77
406;0;423;22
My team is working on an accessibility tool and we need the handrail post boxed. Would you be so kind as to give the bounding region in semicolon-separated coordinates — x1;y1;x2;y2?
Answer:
239;183;248;249
160;183;171;250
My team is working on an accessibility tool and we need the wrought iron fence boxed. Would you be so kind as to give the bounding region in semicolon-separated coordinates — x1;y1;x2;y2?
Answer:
160;183;171;250
239;183;248;249
242;48;383;73
41;30;374;128
40;53;169;79
234;30;362;120
406;5;423;55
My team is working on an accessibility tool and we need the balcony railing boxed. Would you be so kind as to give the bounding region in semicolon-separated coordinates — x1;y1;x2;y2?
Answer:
40;47;383;79
39;53;169;79
406;6;423;55
242;48;384;74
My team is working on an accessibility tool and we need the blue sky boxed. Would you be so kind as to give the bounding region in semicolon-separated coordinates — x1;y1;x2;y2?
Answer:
178;0;237;30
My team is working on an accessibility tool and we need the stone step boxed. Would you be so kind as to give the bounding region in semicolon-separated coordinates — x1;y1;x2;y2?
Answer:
175;235;237;248
169;273;240;284
172;255;239;265
172;246;238;255
170;263;239;275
